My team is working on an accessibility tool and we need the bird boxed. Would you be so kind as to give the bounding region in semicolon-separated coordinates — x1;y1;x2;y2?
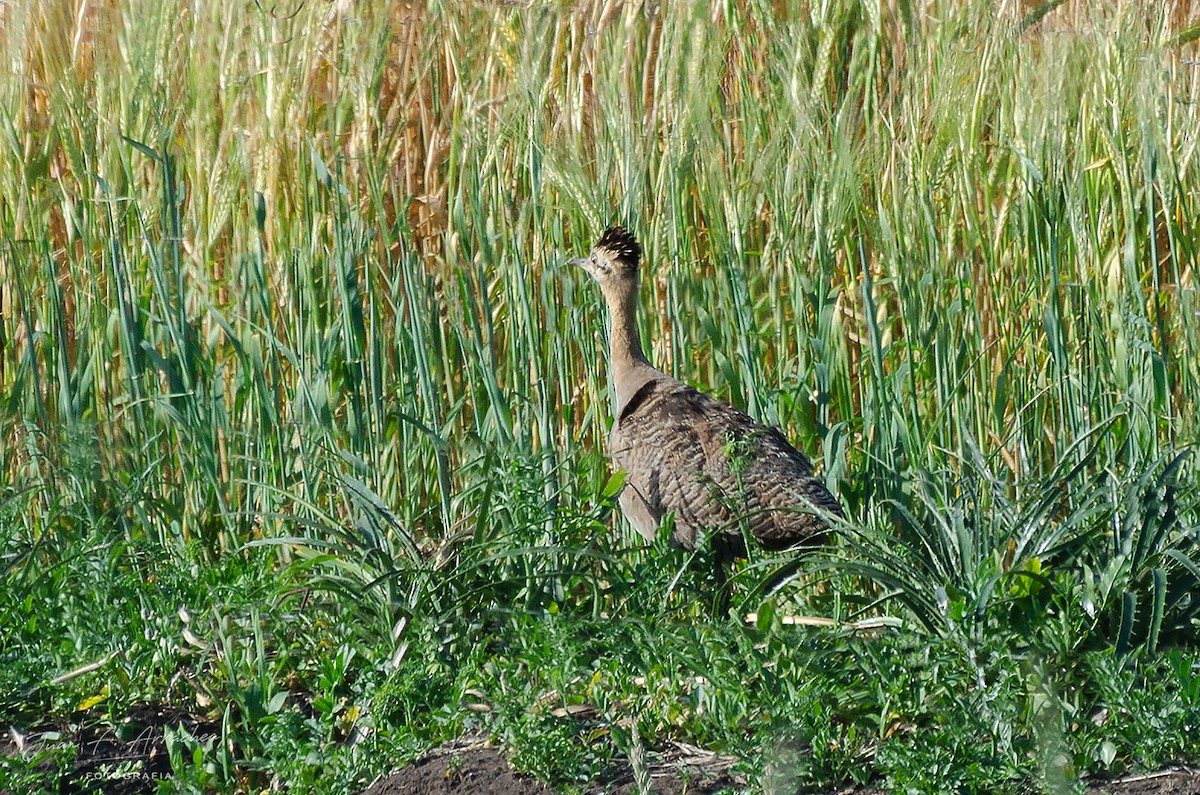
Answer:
570;225;843;574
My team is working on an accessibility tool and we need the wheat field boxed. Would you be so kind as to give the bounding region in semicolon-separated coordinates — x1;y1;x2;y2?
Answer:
2;1;1200;791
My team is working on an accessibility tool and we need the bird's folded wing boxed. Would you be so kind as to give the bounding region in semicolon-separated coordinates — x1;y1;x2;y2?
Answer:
610;379;840;551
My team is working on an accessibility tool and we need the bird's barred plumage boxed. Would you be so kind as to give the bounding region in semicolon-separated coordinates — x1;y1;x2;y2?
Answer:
611;379;841;558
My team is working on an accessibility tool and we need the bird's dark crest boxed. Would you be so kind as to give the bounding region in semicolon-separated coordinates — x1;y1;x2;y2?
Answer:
595;225;641;269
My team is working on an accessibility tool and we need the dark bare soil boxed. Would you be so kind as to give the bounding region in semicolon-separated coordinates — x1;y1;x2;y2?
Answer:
1;704;217;795
5;710;1200;794
361;742;1200;795
1089;772;1200;795
356;737;745;795
357;740;552;795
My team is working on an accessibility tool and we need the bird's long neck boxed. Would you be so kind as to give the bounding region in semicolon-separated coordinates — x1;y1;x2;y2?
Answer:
603;278;654;414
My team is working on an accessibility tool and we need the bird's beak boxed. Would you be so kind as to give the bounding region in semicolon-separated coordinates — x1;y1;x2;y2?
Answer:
567;256;587;268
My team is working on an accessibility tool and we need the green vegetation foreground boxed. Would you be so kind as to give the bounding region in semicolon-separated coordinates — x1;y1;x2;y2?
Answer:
2;1;1199;792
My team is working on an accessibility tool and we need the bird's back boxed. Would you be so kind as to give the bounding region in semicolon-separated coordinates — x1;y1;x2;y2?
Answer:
609;377;842;559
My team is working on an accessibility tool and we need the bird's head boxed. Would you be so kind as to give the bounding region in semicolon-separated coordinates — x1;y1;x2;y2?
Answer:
569;225;642;289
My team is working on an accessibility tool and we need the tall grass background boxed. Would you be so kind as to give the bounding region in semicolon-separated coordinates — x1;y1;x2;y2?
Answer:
2;0;1200;786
